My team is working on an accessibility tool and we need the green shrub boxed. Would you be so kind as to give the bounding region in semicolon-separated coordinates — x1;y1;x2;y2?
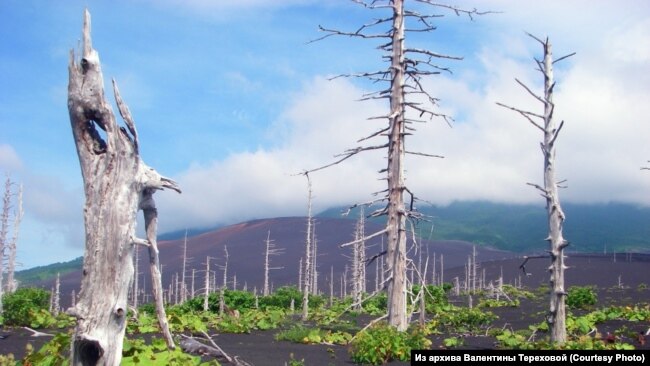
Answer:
2;287;50;326
436;307;497;333
362;292;387;315
349;323;431;365
260;286;301;309
566;286;597;309
22;332;71;365
275;325;351;345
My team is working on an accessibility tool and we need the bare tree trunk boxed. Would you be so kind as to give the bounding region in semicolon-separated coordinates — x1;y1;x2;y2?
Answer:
539;40;570;345
191;268;196;299
311;223;318;295
67;11;180;364
174;273;179;305
298;257;302;290
329;266;334;307
181;230;188;303
222;246;229;289
307;0;488;333
384;0;409;332
380;238;385;288
0;176;10;313
440;254;444;286
141;190;175;347
472;246;477;293
53;273;61;317
6;183;22;294
497;34;574;345
203;256;210;312
264;230;271;296
219;247;228;314
352;220;362;310
262;230;283;296
132;244;139;310
431;253;436;286
302;174;313;321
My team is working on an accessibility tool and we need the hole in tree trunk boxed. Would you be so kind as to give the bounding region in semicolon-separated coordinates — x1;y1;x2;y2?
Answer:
75;339;103;365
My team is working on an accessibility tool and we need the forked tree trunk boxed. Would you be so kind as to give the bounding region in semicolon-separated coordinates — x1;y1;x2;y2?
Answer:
67;10;180;365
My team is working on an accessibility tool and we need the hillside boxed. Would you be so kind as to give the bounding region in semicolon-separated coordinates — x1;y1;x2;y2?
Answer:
27;216;513;308
319;201;650;253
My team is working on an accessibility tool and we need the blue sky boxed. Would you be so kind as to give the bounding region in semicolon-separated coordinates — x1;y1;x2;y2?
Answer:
1;0;649;269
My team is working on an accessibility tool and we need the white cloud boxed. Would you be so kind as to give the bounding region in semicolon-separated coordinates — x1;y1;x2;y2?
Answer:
0;144;23;172
156;10;650;233
157;77;388;230
147;0;317;20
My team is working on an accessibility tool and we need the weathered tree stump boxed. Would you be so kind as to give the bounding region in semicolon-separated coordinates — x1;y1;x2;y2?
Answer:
67;10;180;365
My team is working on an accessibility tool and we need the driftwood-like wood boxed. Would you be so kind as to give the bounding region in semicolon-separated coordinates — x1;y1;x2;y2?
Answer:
67;10;180;365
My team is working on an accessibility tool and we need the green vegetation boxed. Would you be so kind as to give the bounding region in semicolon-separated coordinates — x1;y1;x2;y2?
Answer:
349;323;431;365
15;257;83;286
275;325;352;345
22;332;71;366
2;287;50;326
319;201;650;252
566;286;598;309
1;281;648;363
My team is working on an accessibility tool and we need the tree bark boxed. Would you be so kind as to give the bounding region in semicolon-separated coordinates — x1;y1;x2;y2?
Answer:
386;0;408;331
5;183;21;294
302;174;313;321
539;40;569;345
497;34;573;344
0;176;10;312
67;10;180;365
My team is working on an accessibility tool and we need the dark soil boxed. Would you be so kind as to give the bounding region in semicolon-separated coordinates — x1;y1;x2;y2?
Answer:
2;254;649;365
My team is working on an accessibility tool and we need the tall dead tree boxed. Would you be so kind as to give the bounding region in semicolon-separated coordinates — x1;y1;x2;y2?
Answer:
181;230;189;303
53;273;61;317
263;230;283;296
311;223;318;295
0;176;11;312
203;256;211;312
497;34;574;344
351;208;367;310
309;0;486;330
5;183;22;294
302;173;313;321
66;10;180;364
132;243;139;309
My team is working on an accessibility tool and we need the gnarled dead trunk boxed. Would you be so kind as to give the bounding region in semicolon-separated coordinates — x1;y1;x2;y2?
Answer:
67;10;180;365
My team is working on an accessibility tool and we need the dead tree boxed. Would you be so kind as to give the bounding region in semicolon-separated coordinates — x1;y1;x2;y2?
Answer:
53;273;61;317
0;176;10;312
307;0;487;331
263;230;284;296
181;230;190;303
5;183;22;294
203;256;211;312
351;208;367;310
311;222;318;295
191;268;196;299
66;10;180;363
132;243;139;310
497;34;574;344
302;173;313;321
